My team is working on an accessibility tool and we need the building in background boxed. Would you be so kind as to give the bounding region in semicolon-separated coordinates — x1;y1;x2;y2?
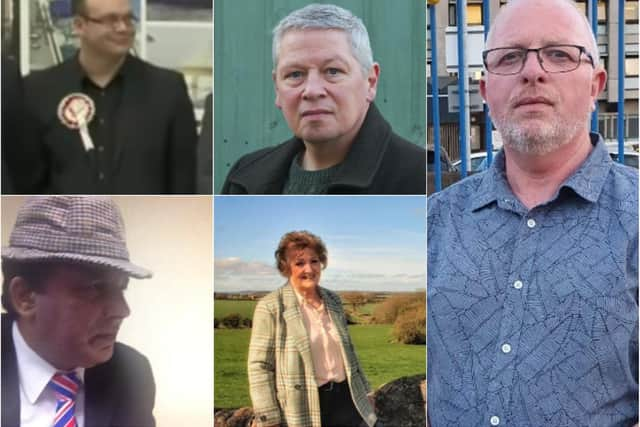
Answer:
428;0;639;161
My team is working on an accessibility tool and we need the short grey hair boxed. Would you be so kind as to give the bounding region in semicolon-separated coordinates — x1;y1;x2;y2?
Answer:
486;0;600;66
272;3;374;74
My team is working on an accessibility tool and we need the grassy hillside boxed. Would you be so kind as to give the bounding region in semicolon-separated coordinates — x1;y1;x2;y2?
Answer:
214;324;425;409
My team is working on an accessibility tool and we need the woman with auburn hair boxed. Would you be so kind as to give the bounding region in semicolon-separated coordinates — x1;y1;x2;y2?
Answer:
248;231;377;427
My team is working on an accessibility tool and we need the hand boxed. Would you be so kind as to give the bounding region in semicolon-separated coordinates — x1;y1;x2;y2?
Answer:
367;392;376;410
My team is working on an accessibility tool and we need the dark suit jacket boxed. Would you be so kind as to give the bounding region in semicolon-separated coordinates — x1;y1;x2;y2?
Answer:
1;315;156;427
197;93;212;194
17;54;197;194
2;56;23;194
221;103;426;195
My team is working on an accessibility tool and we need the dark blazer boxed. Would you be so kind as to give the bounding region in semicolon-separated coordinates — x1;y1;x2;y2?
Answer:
197;93;213;194
1;315;156;427
221;103;426;195
17;54;197;194
2;56;23;194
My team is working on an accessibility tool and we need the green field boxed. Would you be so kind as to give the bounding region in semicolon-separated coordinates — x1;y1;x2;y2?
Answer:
214;300;257;319
214;324;425;409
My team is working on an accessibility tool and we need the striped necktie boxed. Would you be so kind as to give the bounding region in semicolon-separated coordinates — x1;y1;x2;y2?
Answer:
49;372;82;427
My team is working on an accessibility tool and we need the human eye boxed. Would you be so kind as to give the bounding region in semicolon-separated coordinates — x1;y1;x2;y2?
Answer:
543;47;574;62
498;49;523;65
284;70;304;80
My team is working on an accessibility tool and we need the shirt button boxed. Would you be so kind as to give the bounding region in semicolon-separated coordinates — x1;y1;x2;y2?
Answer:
98;172;105;180
527;218;536;228
97;146;104;152
513;280;523;289
99;118;105;125
490;415;500;425
501;343;512;354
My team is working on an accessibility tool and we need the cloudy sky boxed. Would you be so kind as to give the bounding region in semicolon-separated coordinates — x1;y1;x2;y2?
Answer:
214;196;425;292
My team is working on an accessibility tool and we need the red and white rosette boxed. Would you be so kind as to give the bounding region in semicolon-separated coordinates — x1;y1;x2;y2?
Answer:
57;93;96;152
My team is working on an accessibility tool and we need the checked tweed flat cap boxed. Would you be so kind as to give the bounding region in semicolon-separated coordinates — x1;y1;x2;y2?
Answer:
2;197;152;279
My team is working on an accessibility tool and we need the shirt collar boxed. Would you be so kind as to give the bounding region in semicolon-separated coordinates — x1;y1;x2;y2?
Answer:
291;283;325;312
12;322;85;404
70;52;132;85
471;133;611;211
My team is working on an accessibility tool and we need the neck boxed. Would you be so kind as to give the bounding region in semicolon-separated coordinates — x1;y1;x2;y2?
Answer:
504;132;593;209
300;138;352;170
78;48;126;88
292;284;321;303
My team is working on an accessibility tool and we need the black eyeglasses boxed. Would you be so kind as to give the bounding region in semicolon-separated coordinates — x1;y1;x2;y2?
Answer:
82;13;138;29
482;44;595;75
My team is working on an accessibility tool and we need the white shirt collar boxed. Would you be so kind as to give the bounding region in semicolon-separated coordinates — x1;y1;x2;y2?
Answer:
12;322;85;404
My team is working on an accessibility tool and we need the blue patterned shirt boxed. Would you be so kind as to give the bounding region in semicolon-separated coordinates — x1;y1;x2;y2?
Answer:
428;135;638;427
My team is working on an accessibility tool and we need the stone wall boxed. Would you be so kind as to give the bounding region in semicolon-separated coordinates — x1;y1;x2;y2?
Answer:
214;374;426;427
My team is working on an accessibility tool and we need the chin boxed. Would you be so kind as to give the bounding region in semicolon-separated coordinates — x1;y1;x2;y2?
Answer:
299;132;340;145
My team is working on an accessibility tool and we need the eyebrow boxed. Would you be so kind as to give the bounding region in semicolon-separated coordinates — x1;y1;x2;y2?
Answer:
494;39;581;49
278;56;351;71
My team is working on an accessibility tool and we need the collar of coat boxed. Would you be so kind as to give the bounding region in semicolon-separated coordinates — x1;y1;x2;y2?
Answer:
227;103;393;193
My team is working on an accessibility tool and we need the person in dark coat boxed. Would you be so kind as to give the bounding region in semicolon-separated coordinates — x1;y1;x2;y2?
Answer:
2;56;23;194
221;4;425;195
17;0;197;194
1;196;155;427
197;93;212;194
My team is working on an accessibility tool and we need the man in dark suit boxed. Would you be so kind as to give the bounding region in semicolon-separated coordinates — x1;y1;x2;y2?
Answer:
16;0;197;194
1;56;23;194
197;93;212;194
1;197;155;427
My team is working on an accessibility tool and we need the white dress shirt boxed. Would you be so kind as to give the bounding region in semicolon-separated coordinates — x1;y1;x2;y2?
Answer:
13;322;85;427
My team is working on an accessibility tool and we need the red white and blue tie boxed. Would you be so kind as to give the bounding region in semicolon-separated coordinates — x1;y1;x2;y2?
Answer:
49;372;82;427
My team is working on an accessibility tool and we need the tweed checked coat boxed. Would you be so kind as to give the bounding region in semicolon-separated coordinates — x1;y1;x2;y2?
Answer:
248;284;377;427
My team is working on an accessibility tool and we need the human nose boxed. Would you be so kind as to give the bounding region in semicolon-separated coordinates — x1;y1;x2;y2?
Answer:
113;17;134;32
302;71;326;99
105;290;131;319
519;50;547;83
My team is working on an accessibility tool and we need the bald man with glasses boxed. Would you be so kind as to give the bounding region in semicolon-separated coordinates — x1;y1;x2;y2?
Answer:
11;0;197;194
427;0;638;426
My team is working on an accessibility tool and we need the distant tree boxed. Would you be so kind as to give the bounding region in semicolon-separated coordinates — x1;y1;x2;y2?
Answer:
392;301;426;344
214;318;220;329
372;292;425;324
341;291;375;311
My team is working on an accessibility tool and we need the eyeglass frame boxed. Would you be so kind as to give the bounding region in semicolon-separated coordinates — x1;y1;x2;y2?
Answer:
80;13;139;29
482;44;596;76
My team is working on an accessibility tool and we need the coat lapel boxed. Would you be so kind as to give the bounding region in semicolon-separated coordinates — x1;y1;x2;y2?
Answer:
84;362;116;427
111;56;142;174
281;284;317;383
320;288;354;378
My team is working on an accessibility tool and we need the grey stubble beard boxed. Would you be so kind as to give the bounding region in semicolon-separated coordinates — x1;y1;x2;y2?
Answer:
492;108;591;155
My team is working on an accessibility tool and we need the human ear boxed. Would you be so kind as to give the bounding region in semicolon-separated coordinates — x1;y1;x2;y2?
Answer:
273;70;283;110
365;63;380;102
9;277;38;317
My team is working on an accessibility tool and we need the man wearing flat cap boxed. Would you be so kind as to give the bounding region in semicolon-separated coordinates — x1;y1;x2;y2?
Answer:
1;197;156;427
